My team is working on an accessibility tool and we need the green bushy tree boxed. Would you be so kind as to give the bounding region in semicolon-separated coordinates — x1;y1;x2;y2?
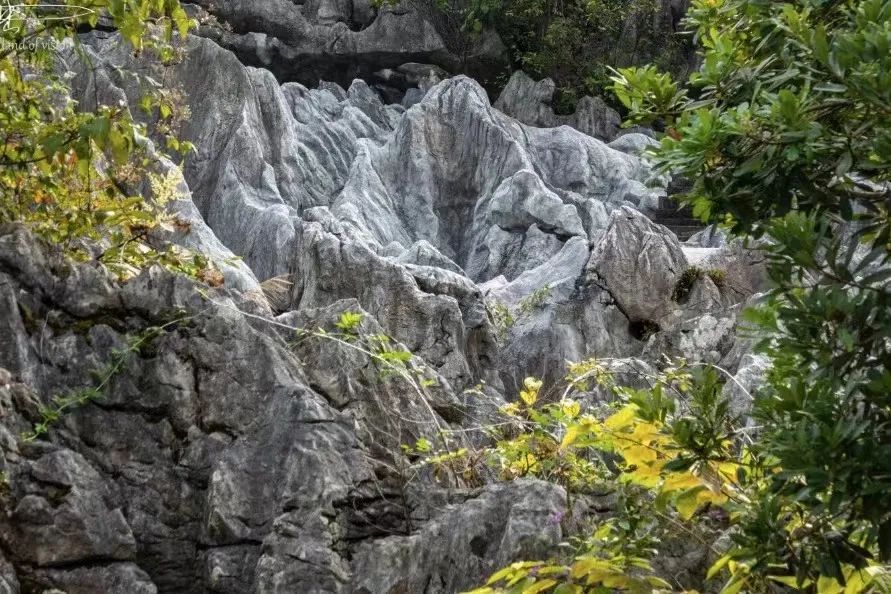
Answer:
611;0;891;589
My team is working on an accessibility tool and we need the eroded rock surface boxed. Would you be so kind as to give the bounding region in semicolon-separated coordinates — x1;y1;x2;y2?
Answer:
0;226;565;593
187;0;506;91
0;26;767;593
494;71;622;141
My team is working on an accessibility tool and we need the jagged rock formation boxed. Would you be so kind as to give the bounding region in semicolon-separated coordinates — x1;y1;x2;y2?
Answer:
0;226;566;593
65;32;675;389
482;206;764;388
494;71;622;141
0;26;765;593
186;0;507;92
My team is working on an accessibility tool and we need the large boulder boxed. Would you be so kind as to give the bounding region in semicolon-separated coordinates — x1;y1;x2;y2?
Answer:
586;205;688;325
484;237;637;388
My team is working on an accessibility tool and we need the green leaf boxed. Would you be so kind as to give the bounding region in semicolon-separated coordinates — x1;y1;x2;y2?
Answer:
80;116;111;143
835;152;853;177
812;25;829;62
707;555;732;580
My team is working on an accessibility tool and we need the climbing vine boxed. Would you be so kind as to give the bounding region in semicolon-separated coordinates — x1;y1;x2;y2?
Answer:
23;314;192;441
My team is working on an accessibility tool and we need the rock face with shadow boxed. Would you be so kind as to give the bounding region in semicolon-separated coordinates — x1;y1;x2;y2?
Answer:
186;0;507;91
0;226;567;593
65;32;673;392
494;71;622;141
0;26;764;593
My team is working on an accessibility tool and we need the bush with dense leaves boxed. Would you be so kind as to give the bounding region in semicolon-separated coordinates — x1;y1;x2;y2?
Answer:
611;0;891;586
0;0;217;280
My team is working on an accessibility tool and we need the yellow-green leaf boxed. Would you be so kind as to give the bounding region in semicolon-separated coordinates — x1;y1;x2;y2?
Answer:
721;575;748;594
769;575;810;589
604;405;637;430
707;554;732;580
522;579;558;594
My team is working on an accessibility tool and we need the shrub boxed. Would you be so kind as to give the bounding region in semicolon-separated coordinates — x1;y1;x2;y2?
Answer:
408;360;754;593
517;283;552;314
672;266;704;302
705;268;726;289
487;284;550;341
487;300;516;341
608;0;891;590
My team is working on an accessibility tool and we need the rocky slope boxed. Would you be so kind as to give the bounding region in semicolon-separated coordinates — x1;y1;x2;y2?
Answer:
0;26;764;594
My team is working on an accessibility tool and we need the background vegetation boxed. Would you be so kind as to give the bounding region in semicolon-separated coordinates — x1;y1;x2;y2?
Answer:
430;0;694;110
447;0;891;591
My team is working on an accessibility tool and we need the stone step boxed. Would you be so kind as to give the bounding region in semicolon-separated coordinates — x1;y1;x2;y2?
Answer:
664;225;704;241
651;200;705;241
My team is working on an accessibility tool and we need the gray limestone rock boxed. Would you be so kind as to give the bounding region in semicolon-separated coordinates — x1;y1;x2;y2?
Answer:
60;32;686;399
350;480;566;594
686;224;729;248
188;0;507;89
607;132;659;155
0;227;568;593
723;353;770;417
494;71;622;140
485;237;639;387
10;449;137;567
644;310;739;365
586;205;688;324
35;564;157;594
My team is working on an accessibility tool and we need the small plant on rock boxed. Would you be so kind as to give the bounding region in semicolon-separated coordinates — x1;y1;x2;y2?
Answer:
487;284;551;342
517;283;552;315
705;268;726;289
671;266;704;302
487;299;516;342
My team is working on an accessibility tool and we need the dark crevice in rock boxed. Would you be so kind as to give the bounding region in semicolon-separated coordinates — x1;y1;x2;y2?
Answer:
195;539;262;551
629;319;661;342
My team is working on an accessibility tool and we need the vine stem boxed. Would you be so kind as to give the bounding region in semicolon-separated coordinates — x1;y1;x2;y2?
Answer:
203;294;448;437
23;312;197;441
